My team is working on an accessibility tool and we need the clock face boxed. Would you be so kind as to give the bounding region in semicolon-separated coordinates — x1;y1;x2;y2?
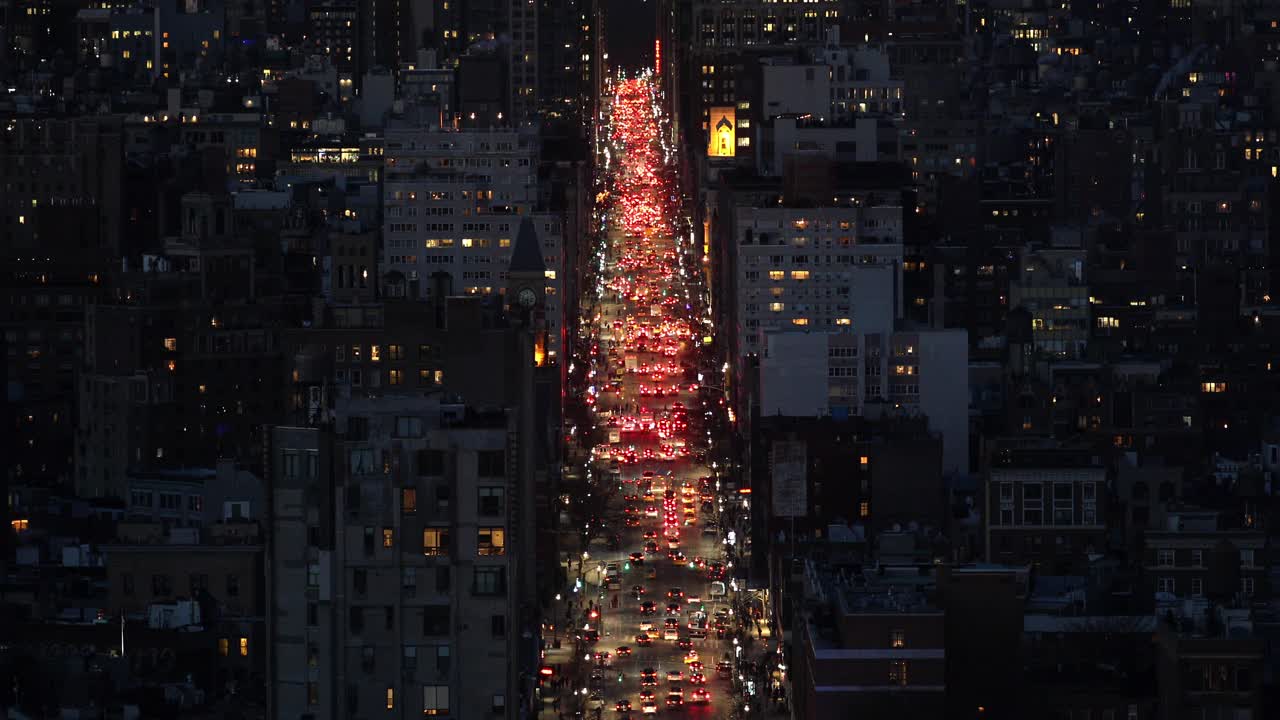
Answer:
517;287;538;308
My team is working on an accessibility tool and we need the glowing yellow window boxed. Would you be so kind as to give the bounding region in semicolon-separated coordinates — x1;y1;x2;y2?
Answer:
769;302;784;312
239;637;249;656
218;638;229;656
370;345;381;362
386;687;395;710
835;318;851;326
790;271;809;280
791;318;809;326
768;270;784;280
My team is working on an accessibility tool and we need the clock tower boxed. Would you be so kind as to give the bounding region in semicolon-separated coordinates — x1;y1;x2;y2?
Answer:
506;217;547;317
506;217;550;367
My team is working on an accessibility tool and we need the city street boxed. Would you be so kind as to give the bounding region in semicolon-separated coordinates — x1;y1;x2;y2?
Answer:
539;74;751;720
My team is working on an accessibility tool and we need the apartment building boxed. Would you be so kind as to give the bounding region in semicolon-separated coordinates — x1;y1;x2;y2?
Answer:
794;577;945;720
732;202;904;356
758;328;969;474
984;445;1107;574
268;394;539;720
380;127;564;358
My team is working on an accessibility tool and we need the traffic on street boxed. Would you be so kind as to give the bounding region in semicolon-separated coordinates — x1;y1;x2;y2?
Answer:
538;73;763;719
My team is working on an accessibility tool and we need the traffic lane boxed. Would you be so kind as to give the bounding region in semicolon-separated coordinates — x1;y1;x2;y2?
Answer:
591;535;733;711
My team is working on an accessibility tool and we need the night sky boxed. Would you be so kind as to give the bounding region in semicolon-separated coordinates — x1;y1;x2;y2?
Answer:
605;0;658;72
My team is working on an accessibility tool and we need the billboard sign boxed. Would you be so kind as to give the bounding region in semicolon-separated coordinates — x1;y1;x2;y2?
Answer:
771;440;807;517
708;107;736;158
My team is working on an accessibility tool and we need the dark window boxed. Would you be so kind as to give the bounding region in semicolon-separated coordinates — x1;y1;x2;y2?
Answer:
346;416;368;440
122;573;135;596
478;487;504;516
436;565;451;592
491;614;506;637
473;567;506;595
354;569;367;594
307;602;318;626
364;526;375;556
423;605;450;635
477;450;505;477
417;449;445;476
385;606;395;630
152;574;171;596
226;574;240;597
349;606;364;633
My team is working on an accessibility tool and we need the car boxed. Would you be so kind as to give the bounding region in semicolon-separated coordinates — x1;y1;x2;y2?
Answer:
662;628;679;641
716;660;732;678
688;661;704;674
588;693;605;710
615;646;632;658
631;585;646;599
686;592;702;605
639;620;654;632
665;692;684;707
663;617;680;630
628;552;644;565
667;588;684;600
640;700;658;714
689;672;706;685
594;651;613;666
642;530;658;540
614;699;632;712
666;670;683;683
624;516;641;527
677;636;693;651
690;688;711;704
644;541;659;554
683;651;699;665
640;668;658;686
666;602;681;615
639;690;655;703
669;551;687;564
581;629;600;643
635;633;652;646
639;601;656;615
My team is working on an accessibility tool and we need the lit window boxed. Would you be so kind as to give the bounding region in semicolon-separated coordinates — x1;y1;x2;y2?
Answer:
402;488;417;514
889;660;908;685
423;528;450;556
1200;382;1227;393
386;687;395;709
769;302;784;312
218;638;229;656
164;337;177;351
790;271;809;280
478;527;506;556
791;318;809;326
859;501;869;518
389;369;403;385
10;519;29;532
370;345;381;362
835;318;851;326
1097;316;1120;329
890;630;905;648
768;270;784;280
383;528;394;548
239;637;249;656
